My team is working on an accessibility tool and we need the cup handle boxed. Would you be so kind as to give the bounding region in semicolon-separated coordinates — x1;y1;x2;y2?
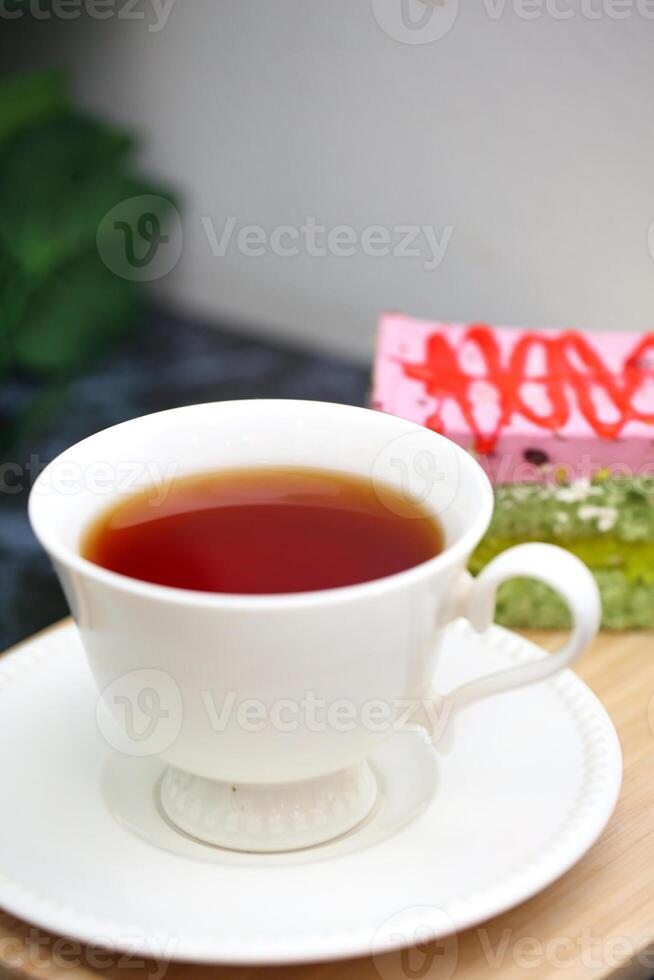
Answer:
445;542;601;711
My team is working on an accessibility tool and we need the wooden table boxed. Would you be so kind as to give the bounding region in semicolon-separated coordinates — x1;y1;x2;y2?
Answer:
1;624;653;980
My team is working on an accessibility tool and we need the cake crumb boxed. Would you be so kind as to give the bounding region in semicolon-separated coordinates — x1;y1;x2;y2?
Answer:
578;505;619;533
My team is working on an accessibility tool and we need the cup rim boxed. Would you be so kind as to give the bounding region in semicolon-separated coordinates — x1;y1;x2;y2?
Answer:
28;399;494;608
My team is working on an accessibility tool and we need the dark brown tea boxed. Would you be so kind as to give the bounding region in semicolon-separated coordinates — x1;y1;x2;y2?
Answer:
82;467;443;594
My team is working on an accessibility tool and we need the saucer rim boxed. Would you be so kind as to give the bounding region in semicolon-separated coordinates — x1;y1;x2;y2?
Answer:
0;618;622;965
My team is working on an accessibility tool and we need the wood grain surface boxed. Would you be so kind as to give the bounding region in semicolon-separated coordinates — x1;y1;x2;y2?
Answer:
1;622;652;980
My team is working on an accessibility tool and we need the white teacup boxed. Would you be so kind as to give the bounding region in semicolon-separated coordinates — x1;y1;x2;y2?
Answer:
29;400;600;852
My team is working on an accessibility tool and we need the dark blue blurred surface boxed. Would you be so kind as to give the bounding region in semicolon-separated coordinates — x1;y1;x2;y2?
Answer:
0;311;369;651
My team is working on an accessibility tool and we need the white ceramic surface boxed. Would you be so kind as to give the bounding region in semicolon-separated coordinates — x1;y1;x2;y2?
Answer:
159;759;378;852
0;619;621;965
28;401;601;851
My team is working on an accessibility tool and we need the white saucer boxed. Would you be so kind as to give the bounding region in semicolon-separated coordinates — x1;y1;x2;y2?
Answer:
0;620;621;965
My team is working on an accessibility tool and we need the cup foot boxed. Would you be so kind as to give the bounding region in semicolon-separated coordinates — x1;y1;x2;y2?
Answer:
159;761;377;853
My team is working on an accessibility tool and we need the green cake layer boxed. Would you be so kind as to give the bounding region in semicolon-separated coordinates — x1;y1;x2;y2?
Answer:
469;477;654;630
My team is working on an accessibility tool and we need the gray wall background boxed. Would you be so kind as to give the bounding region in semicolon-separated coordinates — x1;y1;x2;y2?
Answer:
4;0;654;361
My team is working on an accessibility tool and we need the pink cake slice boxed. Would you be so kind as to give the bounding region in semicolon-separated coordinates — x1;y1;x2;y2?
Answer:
372;313;654;483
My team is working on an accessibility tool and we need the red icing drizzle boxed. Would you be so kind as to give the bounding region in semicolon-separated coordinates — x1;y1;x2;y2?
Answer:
401;324;654;453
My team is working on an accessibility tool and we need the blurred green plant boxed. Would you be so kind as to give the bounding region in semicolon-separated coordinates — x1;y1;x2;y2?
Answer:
0;68;176;456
